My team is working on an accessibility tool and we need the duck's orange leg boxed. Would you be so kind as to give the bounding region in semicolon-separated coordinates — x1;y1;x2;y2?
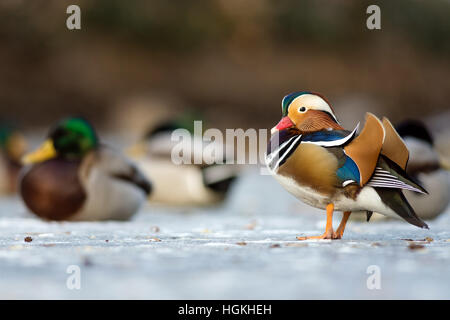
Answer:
297;203;335;240
333;211;351;239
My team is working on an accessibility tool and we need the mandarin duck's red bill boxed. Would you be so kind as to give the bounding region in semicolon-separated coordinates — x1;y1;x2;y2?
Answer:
265;92;428;240
271;116;295;134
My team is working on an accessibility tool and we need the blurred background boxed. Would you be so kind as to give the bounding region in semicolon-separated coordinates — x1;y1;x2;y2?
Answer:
0;0;449;140
0;0;449;300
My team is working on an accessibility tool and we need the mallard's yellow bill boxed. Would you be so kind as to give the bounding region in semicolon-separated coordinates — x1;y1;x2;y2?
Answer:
21;139;57;164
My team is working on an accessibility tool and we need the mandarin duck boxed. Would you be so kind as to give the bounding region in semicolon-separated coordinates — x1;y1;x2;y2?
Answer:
0;124;27;194
20;117;152;221
266;92;428;240
394;120;450;220
128;119;239;206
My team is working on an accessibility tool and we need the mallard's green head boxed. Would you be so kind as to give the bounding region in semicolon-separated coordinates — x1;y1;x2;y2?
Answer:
50;117;98;157
22;117;98;164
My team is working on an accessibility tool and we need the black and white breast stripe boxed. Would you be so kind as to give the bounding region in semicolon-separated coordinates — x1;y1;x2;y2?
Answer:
265;134;302;172
265;124;359;173
367;167;426;194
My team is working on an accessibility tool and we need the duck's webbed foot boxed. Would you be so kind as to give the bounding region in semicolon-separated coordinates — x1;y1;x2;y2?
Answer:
332;211;351;239
296;229;334;240
297;203;336;240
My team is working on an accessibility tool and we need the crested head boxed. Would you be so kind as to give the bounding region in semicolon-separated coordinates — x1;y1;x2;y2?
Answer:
275;92;343;133
281;91;313;117
49;117;98;158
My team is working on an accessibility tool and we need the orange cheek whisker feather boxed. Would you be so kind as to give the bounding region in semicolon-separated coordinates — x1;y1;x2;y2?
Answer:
296;110;344;133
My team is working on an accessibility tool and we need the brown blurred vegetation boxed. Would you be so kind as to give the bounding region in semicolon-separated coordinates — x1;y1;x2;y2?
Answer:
0;0;449;134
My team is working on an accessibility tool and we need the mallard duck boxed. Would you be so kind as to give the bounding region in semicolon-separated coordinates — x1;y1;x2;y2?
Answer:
20;117;152;221
266;92;428;240
0;124;27;194
395;120;450;220
128;120;239;206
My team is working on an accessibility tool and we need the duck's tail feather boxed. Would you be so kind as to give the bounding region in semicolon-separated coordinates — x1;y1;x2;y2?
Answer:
374;187;429;229
367;155;428;194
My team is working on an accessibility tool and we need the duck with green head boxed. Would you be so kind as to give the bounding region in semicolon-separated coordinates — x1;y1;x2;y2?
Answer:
20;117;152;221
128;116;239;206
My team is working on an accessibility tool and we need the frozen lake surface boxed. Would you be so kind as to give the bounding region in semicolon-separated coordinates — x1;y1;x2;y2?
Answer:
0;169;449;299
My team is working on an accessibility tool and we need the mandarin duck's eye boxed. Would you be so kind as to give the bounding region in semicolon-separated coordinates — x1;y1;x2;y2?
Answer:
298;106;307;113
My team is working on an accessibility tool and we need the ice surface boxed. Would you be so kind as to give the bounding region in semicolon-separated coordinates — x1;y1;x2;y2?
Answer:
0;169;449;299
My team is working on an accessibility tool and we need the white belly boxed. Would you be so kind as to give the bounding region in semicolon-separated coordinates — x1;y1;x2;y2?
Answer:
274;172;400;218
333;187;399;219
274;174;330;209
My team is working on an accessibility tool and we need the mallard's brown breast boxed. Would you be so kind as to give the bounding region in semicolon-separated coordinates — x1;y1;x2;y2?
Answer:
20;159;86;220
